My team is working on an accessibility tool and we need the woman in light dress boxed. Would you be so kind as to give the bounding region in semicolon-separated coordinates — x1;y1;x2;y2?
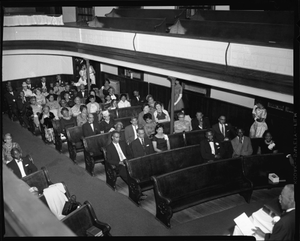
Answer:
249;103;268;138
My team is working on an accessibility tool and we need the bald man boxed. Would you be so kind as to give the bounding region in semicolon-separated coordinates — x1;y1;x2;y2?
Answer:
252;184;295;240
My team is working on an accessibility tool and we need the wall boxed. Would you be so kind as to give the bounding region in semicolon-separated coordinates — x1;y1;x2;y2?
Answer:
215;6;230;10
210;88;255;108
101;63;118;75
62;7;76;23
143;6;176;9
2;55;73;81
94;7;115;17
144;73;170;87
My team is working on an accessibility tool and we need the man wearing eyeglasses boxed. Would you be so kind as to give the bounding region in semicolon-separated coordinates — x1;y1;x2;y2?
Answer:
252;184;295;240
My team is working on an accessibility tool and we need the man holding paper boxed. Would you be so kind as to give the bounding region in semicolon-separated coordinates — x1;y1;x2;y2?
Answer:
252;184;295;240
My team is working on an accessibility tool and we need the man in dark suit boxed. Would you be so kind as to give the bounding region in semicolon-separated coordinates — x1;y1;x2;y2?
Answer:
37;76;50;90
130;128;155;158
131;90;144;106
252;184;295;240
191;111;210;131
26;78;35;90
200;130;225;162
77;84;88;103
4;86;19;120
16;91;30;128
82;114;101;137
6;147;38;179
106;131;132;182
211;115;235;158
124;116;139;145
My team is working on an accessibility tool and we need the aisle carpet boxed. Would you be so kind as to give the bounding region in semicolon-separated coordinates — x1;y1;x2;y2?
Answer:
2;115;280;236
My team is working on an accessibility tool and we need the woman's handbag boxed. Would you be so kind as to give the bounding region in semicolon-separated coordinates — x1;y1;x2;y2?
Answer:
62;195;81;215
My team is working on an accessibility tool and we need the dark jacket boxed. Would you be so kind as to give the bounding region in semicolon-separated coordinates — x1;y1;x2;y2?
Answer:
82;121;101;137
130;137;155;158
191;117;210;131
200;139;224;162
7;156;38;179
106;141;131;166
212;122;235;143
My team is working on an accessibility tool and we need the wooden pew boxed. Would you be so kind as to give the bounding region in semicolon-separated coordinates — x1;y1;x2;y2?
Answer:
90;16;167;33
82;134;106;176
21;167;53;194
116;105;141;118
184;129;207;146
105;8;186;26
169;19;293;49
168;132;185;150
242;153;294;190
152;158;253;227
125;145;204;206
190;10;294;25
66;126;84;163
61;200;111;237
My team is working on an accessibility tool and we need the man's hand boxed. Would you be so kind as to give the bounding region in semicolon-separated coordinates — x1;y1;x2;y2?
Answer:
251;227;265;238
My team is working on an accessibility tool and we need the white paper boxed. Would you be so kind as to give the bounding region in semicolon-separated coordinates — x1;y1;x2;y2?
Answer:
234;212;256;236
252;208;274;233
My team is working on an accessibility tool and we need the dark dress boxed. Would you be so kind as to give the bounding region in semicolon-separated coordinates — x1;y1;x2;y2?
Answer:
156;111;167;121
259;139;279;154
152;135;168;151
38;112;55;128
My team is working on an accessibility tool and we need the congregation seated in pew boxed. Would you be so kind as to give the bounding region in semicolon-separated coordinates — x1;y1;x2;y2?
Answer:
124;116;139;145
117;93;131;108
82;113;101;138
153;101;170;124
231;128;253;158
200;130;225;162
99;110;115;133
143;113;157;138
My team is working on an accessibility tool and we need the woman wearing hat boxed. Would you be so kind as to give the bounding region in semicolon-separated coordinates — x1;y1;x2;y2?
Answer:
99;110;115;133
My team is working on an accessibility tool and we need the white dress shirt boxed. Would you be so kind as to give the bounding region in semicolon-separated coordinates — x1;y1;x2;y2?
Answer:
209;141;215;155
113;142;126;162
15;159;27;178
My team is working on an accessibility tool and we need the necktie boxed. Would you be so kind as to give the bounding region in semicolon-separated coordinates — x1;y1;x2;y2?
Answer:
116;143;126;161
222;124;225;137
239;137;243;144
141;138;145;147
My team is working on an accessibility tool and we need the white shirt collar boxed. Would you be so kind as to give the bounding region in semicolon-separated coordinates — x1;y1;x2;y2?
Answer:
286;207;295;213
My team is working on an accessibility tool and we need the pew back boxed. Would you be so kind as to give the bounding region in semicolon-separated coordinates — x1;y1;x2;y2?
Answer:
116;105;141;118
66;126;83;145
185;129;207;146
126;144;203;185
242;153;293;189
168;132;185;149
62;201;111;236
21;167;53;194
154;158;248;200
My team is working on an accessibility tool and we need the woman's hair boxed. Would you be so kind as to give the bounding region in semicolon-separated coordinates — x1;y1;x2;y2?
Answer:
263;130;272;139
43;105;50;111
61;107;69;115
3;133;12;140
80;105;87;112
115;121;123;129
154;101;162;109
34;88;41;94
155;124;164;133
30;96;37;101
143;113;152;121
146;94;153;101
105;78;110;84
89;90;96;95
142;103;150;111
111;99;117;106
120;93;127;99
88;95;95;100
177;111;185;118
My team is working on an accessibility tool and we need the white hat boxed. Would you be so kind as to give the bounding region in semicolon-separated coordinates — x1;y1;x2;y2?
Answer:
102;110;109;117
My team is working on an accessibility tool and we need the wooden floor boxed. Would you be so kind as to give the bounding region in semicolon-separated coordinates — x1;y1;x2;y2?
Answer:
54;141;281;227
